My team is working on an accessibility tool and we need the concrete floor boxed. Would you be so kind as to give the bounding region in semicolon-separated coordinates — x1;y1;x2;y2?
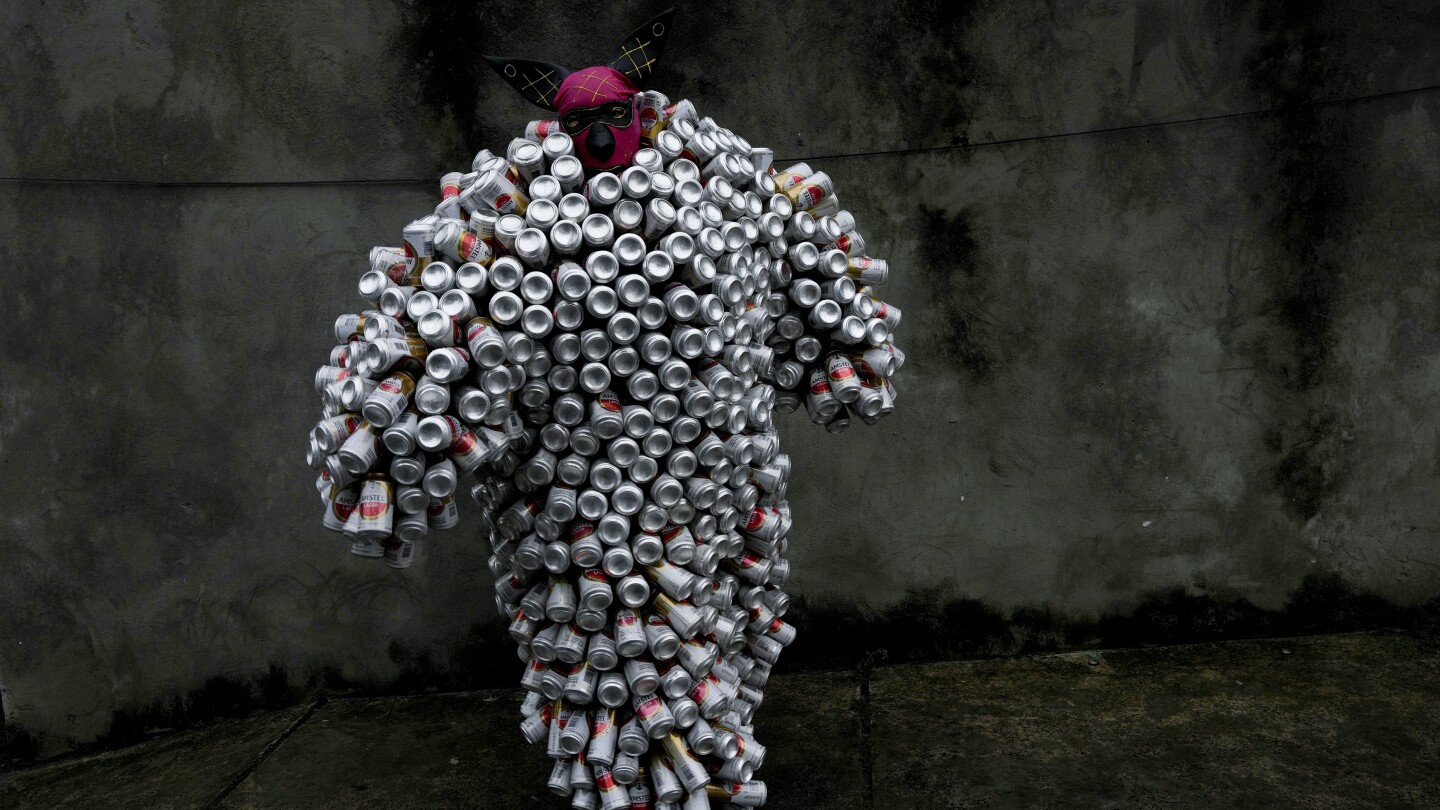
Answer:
3;631;1438;809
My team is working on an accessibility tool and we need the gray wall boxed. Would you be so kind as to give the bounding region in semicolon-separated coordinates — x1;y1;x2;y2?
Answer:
4;0;1440;759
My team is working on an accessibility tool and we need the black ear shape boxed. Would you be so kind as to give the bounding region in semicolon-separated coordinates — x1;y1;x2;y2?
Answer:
606;7;676;85
483;56;572;110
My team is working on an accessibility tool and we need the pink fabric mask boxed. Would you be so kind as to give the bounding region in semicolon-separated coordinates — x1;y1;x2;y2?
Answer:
553;67;641;173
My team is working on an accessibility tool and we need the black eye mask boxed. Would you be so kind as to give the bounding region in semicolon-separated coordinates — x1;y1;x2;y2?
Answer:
562;101;635;136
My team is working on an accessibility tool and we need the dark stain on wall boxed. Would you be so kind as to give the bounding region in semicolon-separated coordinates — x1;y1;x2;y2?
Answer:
395;1;492;160
868;0;983;145
385;621;518;696
1244;3;1349;394
1240;3;1358;525
778;571;1440;674
7;571;1434;767
916;204;994;379
1273;407;1351;521
4;663;302;766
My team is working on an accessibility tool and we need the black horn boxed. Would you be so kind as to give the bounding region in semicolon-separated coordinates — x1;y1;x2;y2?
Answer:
482;56;572;110
606;7;676;85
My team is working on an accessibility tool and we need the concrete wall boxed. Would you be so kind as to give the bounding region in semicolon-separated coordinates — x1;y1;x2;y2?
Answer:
3;0;1439;759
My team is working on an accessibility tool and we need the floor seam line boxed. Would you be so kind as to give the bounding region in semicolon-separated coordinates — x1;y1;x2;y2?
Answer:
204;697;326;808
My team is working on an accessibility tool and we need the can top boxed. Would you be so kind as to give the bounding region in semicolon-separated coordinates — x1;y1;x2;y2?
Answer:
512;141;542;164
551;155;583;181
529;175;562;202
497;213;526;238
650;172;676;199
550;219;583;253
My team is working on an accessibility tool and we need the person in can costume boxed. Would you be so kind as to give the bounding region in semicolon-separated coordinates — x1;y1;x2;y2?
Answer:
306;8;907;807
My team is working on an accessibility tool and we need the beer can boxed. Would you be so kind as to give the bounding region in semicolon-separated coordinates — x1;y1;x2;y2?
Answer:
529;174;564;205
650;756;684;803
610;608;647;658
369;249;410;287
542;131;576;162
401;217;438;280
564;661;598;705
434;221;493;265
336;420;382;475
425;346;471;383
552;156;585;194
322;484;360;532
632;693;675;739
847;255;889;285
618;166;651;200
526;197;561;232
706;780;765;806
785;171;834;210
313;412;364;454
771;162;812;192
360;371;416;428
525;119;562;142
356;477;394;539
658;733;707;793
422;456;458;498
459;316;505;369
404;289;440;323
824;353;862;403
586;172;623;208
475;167;530;215
374;406;420;449
428;495;459;529
617;572;652;608
626;777;651;806
559;707;592;754
515;227;551;270
509;139;547;185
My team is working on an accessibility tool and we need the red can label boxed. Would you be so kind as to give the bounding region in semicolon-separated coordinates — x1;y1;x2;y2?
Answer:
330;496;357;522
452;431;477;453
690;679;710;702
794;184;825;209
